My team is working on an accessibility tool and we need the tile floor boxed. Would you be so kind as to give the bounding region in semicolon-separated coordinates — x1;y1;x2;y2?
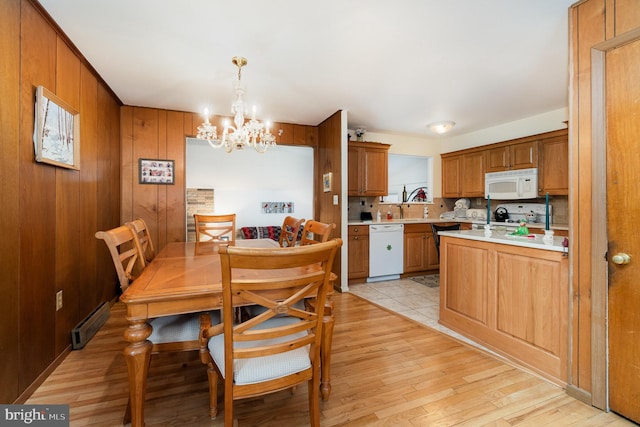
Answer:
348;274;495;353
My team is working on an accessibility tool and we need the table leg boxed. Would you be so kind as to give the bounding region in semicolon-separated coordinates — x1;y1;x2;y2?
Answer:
123;319;153;427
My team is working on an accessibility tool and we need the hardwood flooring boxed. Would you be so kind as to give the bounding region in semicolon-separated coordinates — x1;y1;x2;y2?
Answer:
26;293;634;426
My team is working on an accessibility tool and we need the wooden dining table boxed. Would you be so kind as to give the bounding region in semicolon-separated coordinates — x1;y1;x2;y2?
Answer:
119;239;336;427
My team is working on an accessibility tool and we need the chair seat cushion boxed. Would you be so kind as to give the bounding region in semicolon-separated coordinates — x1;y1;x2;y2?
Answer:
208;316;310;385
149;311;220;344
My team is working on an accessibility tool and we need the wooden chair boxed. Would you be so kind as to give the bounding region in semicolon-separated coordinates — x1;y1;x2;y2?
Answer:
194;213;236;254
430;223;461;260
279;216;305;247
299;220;336;246
199;239;342;425
96;224;220;423
96;224;220;352
125;218;155;263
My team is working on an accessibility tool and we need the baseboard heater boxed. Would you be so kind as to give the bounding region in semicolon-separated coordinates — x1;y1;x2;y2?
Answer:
71;302;110;350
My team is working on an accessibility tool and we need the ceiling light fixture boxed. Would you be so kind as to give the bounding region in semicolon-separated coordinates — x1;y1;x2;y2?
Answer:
427;121;456;135
197;56;280;153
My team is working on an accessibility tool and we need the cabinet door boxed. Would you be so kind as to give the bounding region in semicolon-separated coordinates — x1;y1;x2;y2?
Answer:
425;233;440;270
442;155;462;197
510;141;537;170
348;235;369;278
538;136;568;195
362;148;388;196
348;145;361;195
404;231;427;272
461;151;485;197
485;146;509;172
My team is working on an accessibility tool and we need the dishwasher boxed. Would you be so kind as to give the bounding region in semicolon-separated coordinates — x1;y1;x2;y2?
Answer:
368;223;404;282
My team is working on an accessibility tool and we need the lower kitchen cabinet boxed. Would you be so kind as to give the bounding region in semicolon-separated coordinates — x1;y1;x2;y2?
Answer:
404;223;439;273
348;225;369;280
439;235;569;384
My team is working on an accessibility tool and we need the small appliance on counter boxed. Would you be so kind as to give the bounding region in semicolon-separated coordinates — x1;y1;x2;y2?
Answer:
494;203;551;224
466;208;488;221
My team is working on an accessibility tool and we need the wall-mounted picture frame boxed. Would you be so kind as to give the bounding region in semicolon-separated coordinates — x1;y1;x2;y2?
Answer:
33;86;80;170
323;172;332;192
139;159;175;184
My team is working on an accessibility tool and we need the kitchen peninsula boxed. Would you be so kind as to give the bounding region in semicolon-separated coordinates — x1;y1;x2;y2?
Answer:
437;229;569;385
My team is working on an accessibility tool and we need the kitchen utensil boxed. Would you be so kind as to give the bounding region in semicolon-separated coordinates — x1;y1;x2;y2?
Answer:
494;207;509;222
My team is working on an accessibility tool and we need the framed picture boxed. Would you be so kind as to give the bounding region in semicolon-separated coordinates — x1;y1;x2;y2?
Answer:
139;159;175;184
33;86;80;170
323;172;332;193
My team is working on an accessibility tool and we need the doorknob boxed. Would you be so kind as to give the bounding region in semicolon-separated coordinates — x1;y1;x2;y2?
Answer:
611;253;631;265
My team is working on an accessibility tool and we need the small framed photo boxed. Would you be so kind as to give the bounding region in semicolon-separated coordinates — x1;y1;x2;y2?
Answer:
139;159;175;185
33;86;80;170
323;172;332;193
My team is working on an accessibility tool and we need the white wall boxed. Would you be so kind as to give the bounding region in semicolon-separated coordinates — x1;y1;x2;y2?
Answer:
186;139;314;228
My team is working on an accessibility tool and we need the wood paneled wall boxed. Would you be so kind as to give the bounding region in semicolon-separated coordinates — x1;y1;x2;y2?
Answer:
0;0;122;403
569;0;640;403
120;109;322;252
317;111;344;280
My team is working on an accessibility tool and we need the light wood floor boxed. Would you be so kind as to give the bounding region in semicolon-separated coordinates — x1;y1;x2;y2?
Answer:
27;293;634;426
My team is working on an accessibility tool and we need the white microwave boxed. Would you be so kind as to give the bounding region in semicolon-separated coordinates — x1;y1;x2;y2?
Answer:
485;168;538;200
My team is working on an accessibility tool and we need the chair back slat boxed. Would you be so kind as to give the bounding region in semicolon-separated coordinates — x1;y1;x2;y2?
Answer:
279;216;305;247
430;223;462;259
95;225;145;291
299;220;336;246
194;213;236;254
126;218;156;263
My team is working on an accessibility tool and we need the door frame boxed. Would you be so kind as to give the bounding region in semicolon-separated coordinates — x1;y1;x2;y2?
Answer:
590;27;640;411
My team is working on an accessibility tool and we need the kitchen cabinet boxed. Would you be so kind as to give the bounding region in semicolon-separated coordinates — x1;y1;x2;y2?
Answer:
348;141;390;196
441;155;462;198
348;225;369;280
439;234;569;384
538;133;568;195
441;151;485;198
485;140;537;172
404;223;439;273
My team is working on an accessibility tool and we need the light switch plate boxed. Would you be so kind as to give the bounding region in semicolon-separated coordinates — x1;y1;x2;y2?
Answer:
333;195;339;205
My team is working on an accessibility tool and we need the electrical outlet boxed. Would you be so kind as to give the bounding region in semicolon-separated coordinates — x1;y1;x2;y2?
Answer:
56;290;63;311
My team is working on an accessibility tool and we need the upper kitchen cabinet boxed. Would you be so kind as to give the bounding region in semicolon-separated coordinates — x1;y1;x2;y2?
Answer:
485;140;538;172
348;141;390;196
441;151;485;198
538;129;568;196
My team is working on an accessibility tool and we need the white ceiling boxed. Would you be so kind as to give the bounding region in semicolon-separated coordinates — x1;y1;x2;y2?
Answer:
38;0;575;138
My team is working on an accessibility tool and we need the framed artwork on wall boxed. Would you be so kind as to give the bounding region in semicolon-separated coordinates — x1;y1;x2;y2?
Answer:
323;172;332;192
33;86;80;170
139;159;175;184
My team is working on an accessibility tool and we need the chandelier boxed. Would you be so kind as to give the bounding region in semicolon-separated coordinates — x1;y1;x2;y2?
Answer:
197;56;279;153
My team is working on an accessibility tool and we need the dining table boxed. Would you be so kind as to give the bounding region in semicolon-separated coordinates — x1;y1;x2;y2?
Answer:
119;239;336;427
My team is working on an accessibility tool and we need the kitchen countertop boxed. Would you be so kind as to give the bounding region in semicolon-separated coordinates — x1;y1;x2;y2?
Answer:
437;229;568;253
348;218;569;231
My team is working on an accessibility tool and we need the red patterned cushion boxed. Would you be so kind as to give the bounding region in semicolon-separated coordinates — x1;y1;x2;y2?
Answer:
239;226;282;241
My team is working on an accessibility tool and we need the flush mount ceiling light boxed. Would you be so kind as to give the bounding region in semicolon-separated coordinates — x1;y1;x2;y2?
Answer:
197;56;280;153
427;121;456;135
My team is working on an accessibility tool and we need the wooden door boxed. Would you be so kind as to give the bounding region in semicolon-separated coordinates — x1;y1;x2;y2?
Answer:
605;35;640;423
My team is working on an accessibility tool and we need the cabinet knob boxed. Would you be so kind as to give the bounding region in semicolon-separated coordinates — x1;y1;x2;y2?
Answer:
354;236;359;240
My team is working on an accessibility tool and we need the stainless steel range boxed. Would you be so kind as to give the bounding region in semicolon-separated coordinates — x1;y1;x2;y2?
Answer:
494;203;552;224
